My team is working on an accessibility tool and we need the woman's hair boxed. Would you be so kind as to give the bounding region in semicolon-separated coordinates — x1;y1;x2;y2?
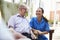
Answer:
38;7;44;13
43;16;48;22
38;7;48;22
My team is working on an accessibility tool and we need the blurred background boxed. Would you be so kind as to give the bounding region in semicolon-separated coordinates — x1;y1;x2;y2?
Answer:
0;0;60;40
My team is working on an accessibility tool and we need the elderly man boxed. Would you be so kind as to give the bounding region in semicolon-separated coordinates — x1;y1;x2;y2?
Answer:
8;5;33;40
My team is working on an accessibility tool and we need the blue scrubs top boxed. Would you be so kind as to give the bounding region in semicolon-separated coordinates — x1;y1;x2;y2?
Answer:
30;17;50;40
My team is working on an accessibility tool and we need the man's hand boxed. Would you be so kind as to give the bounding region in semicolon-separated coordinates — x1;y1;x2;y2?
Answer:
9;27;15;33
31;31;38;39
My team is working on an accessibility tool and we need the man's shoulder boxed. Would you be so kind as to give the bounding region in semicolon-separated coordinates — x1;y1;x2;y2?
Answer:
10;14;18;19
12;13;19;17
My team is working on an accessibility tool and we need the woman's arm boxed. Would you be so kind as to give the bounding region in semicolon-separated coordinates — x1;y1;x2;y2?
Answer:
37;30;48;35
37;21;50;35
32;29;48;35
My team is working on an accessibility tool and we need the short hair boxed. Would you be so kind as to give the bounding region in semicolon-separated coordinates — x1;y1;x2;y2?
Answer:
18;4;27;10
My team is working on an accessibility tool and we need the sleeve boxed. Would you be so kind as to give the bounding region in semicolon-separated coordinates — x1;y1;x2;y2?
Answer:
30;18;34;28
45;22;50;32
8;16;15;28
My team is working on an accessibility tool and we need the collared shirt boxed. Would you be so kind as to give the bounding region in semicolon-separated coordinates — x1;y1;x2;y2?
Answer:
8;13;31;33
30;17;50;40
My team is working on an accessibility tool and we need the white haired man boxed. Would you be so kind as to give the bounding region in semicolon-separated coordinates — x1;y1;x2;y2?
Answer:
8;5;32;40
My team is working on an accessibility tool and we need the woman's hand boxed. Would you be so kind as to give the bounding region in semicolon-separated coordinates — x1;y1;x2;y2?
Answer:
34;30;38;35
32;29;38;35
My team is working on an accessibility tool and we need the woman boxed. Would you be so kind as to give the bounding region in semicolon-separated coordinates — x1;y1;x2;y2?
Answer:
30;7;50;40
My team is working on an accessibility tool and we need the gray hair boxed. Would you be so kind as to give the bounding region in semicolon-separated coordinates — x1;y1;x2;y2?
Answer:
18;4;27;10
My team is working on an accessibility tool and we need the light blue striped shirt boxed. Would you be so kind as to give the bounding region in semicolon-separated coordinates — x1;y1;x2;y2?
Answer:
8;13;31;33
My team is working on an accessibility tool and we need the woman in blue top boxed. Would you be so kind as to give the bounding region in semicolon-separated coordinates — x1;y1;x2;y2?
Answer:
30;7;50;40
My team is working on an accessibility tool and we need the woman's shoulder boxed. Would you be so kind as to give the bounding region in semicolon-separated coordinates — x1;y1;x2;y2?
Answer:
31;17;36;19
30;17;37;21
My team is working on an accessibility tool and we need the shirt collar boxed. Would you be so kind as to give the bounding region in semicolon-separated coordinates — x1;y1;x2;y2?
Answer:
36;17;44;23
17;13;25;18
41;17;44;22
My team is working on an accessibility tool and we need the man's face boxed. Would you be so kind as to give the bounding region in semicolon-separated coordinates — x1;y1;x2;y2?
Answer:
19;7;27;16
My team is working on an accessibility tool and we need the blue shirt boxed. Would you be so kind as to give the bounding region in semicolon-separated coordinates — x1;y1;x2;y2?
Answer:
30;17;50;40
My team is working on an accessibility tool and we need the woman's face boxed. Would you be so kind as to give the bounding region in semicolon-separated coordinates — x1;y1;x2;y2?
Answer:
36;8;43;18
